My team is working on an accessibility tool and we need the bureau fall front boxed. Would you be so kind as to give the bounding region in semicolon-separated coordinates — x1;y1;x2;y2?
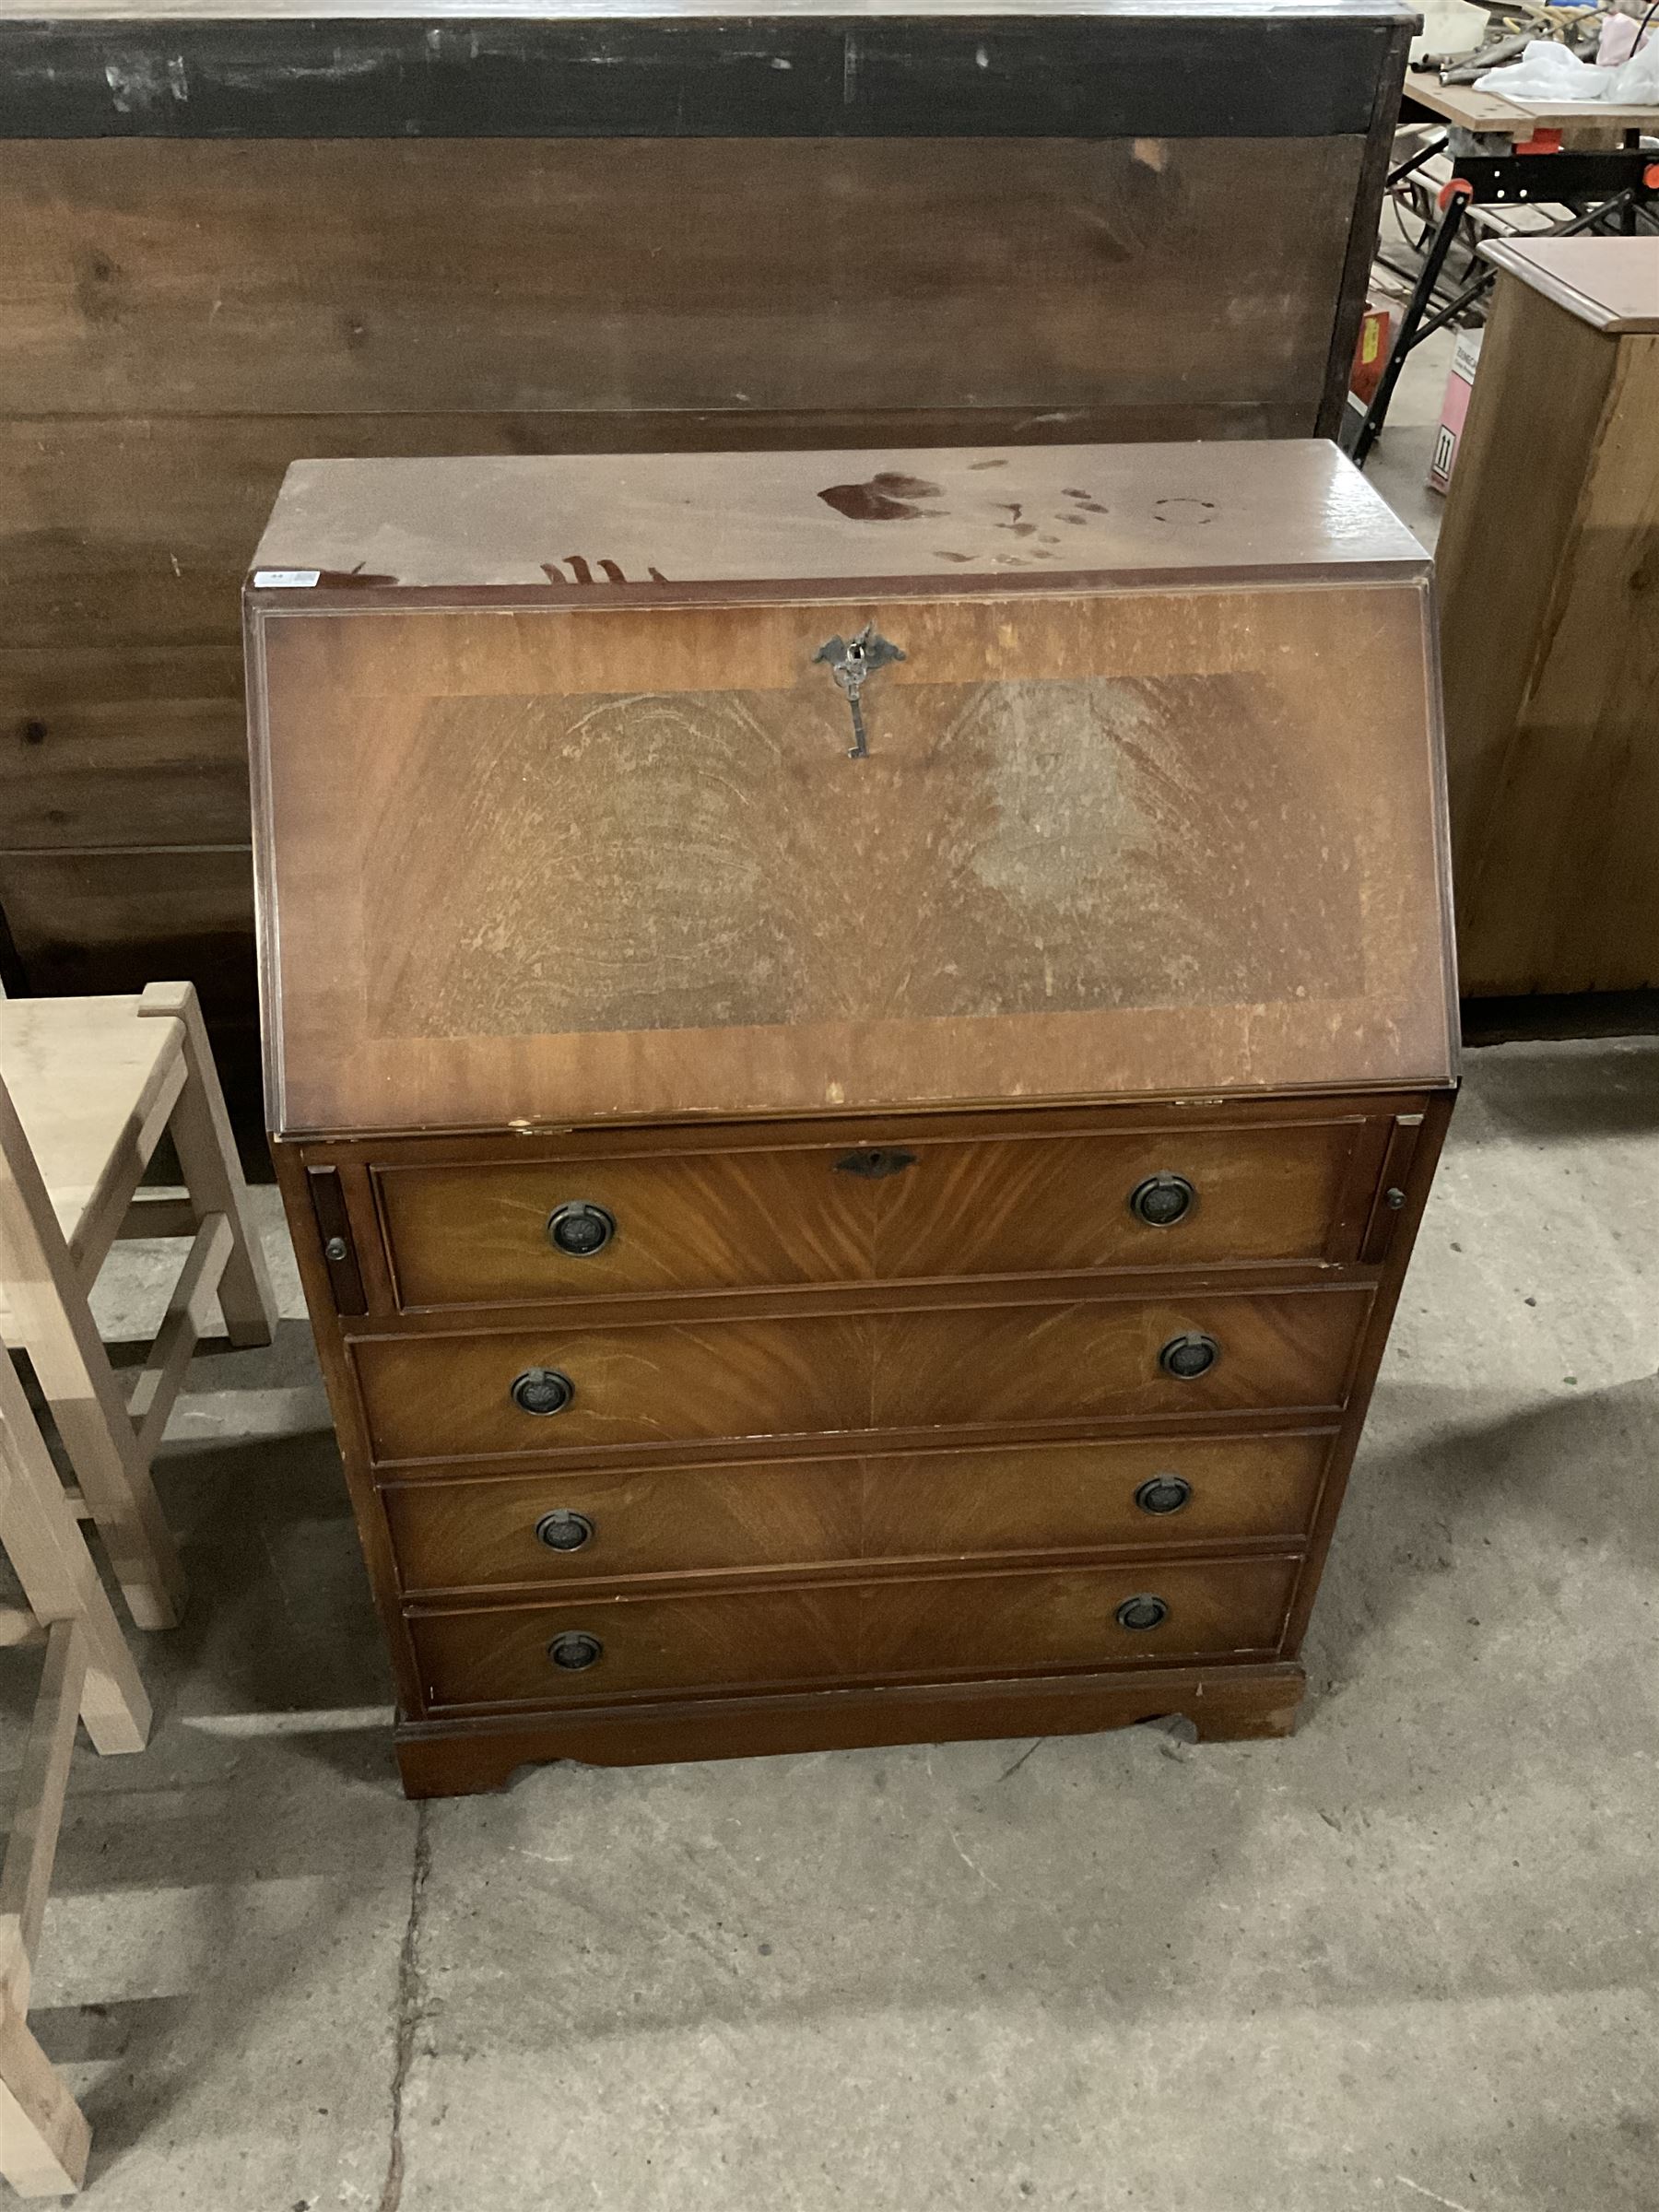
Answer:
245;441;1457;1797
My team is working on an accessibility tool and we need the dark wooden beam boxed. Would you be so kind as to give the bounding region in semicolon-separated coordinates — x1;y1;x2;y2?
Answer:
1;7;1409;141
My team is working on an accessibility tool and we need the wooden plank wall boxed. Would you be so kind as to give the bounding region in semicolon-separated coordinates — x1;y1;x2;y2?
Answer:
0;129;1370;1088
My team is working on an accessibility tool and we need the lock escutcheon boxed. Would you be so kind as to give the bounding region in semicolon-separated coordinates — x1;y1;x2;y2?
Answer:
1135;1475;1193;1516
1115;1594;1170;1632
834;1147;917;1181
547;1630;603;1671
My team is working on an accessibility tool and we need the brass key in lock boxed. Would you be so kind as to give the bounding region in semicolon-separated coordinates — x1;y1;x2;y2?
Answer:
814;624;905;758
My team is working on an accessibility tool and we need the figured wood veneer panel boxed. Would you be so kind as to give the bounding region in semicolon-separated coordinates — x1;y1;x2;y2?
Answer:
382;1432;1334;1593
869;1291;1367;1429
410;1555;1301;1709
871;1120;1364;1280
259;583;1452;1129
362;675;1355;1040
375;1116;1368;1307
381;1147;873;1307
351;1288;1370;1465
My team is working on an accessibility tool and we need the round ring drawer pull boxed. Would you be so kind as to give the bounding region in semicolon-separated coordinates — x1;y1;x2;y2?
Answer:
1159;1331;1219;1381
1135;1475;1192;1516
1115;1594;1170;1632
510;1367;574;1417
547;1630;604;1671
547;1202;616;1257
535;1509;594;1553
1129;1172;1195;1228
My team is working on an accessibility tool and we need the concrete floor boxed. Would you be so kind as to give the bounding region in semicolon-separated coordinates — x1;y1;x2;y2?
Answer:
9;1033;1653;2212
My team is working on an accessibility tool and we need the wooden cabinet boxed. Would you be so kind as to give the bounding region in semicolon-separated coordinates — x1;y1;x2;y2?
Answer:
250;438;1456;1797
1440;237;1659;996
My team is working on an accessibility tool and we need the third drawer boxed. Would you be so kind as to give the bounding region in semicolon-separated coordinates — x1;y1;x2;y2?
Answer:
382;1430;1334;1594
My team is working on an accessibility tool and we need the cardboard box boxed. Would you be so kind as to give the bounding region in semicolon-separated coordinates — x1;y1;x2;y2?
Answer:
1429;328;1484;495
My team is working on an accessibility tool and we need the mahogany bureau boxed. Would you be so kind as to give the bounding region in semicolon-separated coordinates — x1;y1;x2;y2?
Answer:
245;441;1458;1798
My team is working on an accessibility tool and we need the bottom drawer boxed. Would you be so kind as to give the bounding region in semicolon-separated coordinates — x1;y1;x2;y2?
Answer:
409;1555;1300;1712
383;1432;1332;1594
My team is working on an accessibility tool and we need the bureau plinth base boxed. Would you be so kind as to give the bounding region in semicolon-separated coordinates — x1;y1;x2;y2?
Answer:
394;1662;1306;1798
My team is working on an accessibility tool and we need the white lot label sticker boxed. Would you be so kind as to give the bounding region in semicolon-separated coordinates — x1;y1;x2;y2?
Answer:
253;569;322;589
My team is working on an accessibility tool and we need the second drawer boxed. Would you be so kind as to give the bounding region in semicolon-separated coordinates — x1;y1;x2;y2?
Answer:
382;1431;1333;1594
353;1286;1371;1465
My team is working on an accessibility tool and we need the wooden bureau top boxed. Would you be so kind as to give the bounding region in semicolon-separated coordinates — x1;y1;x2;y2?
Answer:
250;442;1426;600
246;441;1455;1138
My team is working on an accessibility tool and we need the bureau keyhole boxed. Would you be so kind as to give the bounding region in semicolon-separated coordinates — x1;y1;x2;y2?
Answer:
834;1147;918;1181
1115;1594;1170;1632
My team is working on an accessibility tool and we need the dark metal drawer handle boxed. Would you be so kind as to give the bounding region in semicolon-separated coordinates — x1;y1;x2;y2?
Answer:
547;1630;603;1671
535;1510;594;1553
1159;1332;1219;1381
1135;1476;1192;1516
1115;1594;1170;1632
1129;1172;1195;1227
511;1367;574;1417
835;1148;917;1180
547;1202;616;1256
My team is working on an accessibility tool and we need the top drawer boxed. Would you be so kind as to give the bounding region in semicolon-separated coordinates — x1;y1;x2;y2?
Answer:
375;1115;1386;1311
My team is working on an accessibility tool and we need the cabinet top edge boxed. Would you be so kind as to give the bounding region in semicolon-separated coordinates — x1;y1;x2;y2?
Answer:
0;2;1419;27
247;441;1430;597
270;1083;1462;1147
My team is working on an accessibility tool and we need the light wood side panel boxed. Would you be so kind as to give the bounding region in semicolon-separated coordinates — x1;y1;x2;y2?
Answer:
1438;278;1616;982
1522;333;1659;988
1;136;1361;419
382;1431;1335;1594
350;1287;1371;1465
374;1116;1374;1309
409;1553;1301;1709
1445;319;1659;994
